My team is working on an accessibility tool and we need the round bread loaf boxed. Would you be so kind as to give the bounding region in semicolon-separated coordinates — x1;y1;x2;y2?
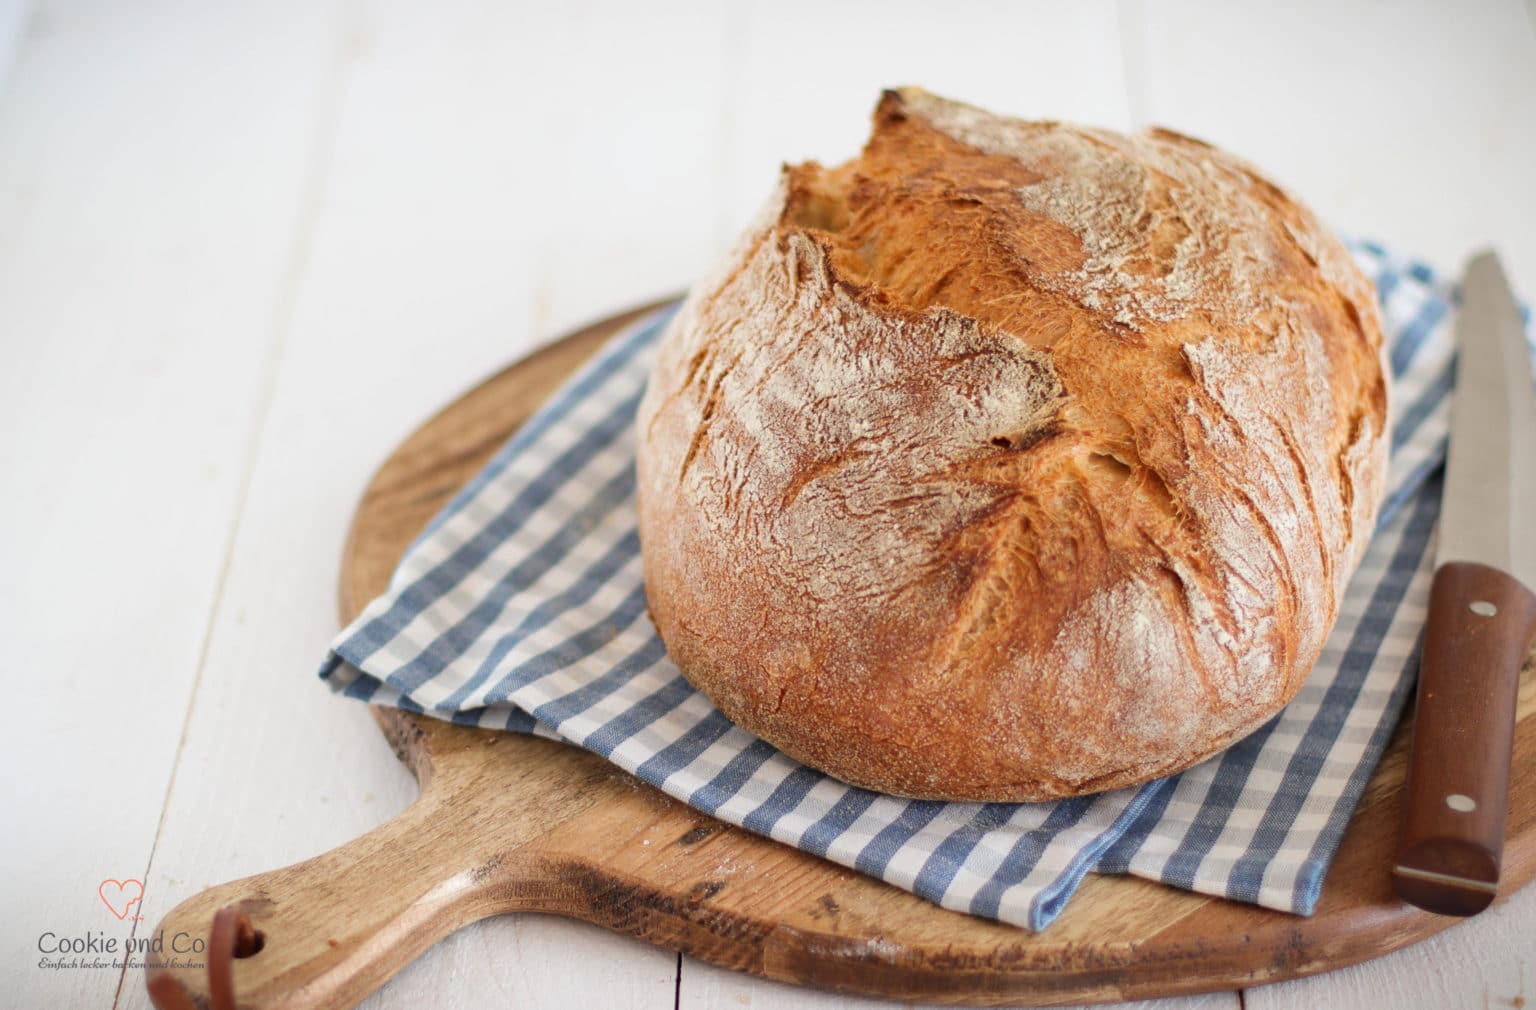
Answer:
635;88;1389;801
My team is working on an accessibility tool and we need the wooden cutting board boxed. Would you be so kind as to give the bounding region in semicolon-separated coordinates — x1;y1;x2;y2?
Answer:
145;301;1536;1010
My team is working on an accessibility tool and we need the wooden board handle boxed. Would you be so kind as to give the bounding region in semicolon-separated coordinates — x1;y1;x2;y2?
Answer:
1393;561;1536;916
143;777;540;1010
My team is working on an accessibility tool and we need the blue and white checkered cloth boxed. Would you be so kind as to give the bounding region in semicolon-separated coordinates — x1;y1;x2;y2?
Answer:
321;242;1535;931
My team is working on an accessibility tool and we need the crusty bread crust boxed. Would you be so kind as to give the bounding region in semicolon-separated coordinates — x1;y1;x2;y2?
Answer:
635;88;1389;801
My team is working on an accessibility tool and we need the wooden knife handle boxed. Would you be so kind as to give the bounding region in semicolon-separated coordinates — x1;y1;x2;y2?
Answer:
1393;561;1536;916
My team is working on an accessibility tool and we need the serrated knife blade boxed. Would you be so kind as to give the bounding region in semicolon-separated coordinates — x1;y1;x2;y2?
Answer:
1435;253;1536;584
1393;250;1536;917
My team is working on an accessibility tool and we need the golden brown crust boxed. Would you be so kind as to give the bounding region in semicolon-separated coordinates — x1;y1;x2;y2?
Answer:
635;88;1389;800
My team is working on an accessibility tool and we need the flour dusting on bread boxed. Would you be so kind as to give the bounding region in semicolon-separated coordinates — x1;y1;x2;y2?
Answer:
635;88;1389;801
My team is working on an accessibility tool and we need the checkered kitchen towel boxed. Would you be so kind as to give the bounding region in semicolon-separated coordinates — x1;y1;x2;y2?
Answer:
321;242;1535;931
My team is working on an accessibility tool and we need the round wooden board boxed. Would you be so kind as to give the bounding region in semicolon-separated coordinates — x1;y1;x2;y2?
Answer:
147;302;1536;1010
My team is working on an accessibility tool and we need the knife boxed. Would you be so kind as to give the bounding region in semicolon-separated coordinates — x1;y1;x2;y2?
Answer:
1392;250;1536;916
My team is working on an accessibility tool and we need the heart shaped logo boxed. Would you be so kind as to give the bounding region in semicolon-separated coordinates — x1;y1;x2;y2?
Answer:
99;879;144;921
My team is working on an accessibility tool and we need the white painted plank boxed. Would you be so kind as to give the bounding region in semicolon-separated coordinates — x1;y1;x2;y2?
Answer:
0;3;344;1008
1246;883;1535;1010
118;1;719;1008
0;0;32;94
679;956;1239;1010
1120;0;1536;297
717;0;1133;246
509;0;737;344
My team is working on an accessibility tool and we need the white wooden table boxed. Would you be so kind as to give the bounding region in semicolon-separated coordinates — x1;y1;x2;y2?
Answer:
3;3;1533;1008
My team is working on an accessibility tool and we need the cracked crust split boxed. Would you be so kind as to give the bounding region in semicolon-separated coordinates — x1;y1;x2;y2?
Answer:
634;88;1389;801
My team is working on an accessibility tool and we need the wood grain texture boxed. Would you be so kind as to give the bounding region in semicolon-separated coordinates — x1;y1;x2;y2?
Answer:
144;304;1536;1010
1395;564;1536;915
678;957;1240;1010
1245;882;1535;1010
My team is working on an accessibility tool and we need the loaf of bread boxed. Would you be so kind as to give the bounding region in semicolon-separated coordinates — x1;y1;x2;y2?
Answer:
635;88;1388;801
